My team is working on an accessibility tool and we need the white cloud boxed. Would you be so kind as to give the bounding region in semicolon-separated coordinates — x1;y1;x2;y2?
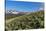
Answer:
39;8;44;10
10;0;44;2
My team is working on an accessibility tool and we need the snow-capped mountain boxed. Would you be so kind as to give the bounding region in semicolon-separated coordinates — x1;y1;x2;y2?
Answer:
5;10;31;15
5;10;20;14
5;8;44;15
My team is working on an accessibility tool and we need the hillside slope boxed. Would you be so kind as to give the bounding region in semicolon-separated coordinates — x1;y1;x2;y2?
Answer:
5;11;44;30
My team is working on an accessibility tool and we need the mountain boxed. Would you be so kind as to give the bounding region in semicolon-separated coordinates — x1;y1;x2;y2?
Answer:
5;10;31;19
5;10;32;15
6;10;44;30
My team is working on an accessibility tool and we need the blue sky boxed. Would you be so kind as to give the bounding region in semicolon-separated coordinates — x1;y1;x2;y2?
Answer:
6;0;44;12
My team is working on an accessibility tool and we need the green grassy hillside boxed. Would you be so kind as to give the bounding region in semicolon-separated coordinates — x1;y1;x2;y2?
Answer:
5;14;25;20
5;11;44;30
